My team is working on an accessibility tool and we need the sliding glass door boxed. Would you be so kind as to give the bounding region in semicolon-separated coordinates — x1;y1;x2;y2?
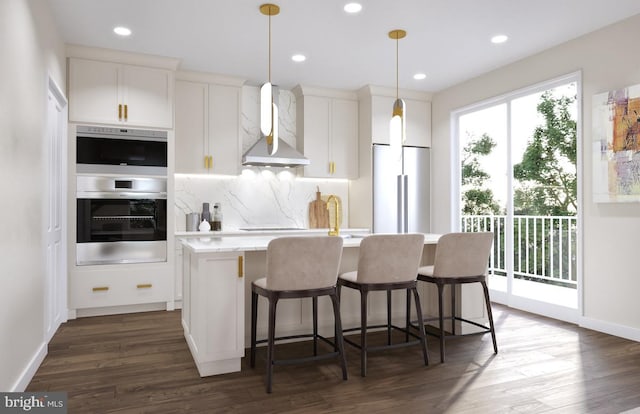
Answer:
455;74;581;322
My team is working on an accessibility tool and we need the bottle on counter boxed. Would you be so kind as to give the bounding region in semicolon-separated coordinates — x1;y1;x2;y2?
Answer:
212;203;223;231
201;202;211;227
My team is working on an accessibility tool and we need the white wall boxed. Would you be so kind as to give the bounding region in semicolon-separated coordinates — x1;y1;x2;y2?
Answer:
0;0;65;390
431;14;640;337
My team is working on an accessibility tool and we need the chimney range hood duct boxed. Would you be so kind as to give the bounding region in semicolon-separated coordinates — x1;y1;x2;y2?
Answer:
241;86;310;168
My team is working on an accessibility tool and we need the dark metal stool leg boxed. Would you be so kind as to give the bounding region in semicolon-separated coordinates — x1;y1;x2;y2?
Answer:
411;286;429;366
386;290;392;345
331;292;348;380
437;283;445;363
335;284;341;352
451;284;456;336
266;296;278;393
405;288;411;342
360;289;368;377
313;296;318;356
481;281;498;354
250;290;258;368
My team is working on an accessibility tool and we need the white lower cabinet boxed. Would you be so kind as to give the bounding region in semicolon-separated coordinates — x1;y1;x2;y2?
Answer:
69;264;170;310
182;248;245;376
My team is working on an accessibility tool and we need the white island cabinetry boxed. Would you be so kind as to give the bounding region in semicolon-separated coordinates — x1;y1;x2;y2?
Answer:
182;247;245;376
179;232;442;377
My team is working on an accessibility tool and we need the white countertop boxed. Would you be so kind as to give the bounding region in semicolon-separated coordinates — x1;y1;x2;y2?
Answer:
175;227;370;238
181;232;441;253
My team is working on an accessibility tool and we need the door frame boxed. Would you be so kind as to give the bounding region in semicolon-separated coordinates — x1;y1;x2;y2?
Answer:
450;71;583;324
44;74;68;342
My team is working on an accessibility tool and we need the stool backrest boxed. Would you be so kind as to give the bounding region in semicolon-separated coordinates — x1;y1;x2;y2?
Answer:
266;236;343;291
356;233;425;283
433;232;494;277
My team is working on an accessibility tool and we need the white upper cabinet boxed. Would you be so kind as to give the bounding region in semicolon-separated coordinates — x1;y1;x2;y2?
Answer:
368;87;432;148
174;73;243;175
294;86;358;179
69;58;174;128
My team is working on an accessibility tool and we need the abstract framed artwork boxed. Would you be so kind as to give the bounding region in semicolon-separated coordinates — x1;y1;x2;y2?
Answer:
592;84;640;202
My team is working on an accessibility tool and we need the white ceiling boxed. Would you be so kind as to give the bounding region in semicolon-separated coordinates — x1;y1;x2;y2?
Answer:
47;0;640;92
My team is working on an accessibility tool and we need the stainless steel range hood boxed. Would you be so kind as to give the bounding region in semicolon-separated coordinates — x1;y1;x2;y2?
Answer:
241;85;310;168
241;137;310;168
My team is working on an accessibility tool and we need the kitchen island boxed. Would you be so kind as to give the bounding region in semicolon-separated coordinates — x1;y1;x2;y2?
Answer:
180;233;441;377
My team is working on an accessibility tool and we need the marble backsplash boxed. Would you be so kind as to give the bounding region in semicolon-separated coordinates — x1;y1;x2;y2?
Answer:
174;172;349;231
174;85;350;231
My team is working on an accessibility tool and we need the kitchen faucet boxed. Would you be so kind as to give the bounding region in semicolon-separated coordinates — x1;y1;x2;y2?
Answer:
326;195;340;236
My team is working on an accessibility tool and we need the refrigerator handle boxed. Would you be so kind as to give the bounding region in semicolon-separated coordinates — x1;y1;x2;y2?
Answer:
403;175;409;233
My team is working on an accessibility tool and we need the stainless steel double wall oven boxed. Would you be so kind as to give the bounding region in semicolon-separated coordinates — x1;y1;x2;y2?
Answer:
75;126;168;265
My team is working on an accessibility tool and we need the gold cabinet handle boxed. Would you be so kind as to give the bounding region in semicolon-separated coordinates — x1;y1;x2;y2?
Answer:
124;104;128;121
118;104;122;121
238;256;243;278
92;286;109;292
204;156;209;169
136;283;153;289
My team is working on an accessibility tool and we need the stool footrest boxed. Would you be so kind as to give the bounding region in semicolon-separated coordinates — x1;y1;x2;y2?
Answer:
272;351;341;366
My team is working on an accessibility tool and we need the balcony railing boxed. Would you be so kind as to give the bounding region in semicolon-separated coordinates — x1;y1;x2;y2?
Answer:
461;215;577;289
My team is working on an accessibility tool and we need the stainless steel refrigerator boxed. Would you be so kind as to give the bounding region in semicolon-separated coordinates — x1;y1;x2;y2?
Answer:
373;144;430;234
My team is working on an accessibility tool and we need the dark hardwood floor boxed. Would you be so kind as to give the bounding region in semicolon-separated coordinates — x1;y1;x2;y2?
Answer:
27;304;640;413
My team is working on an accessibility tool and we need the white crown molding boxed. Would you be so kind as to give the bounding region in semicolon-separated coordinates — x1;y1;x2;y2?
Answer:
66;44;180;70
176;70;246;87
292;84;358;100
357;84;433;101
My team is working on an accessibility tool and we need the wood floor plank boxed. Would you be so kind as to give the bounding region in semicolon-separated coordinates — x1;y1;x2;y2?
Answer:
26;305;640;413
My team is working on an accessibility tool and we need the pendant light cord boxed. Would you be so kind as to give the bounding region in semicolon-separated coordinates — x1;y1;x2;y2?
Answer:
396;36;399;100
268;12;272;83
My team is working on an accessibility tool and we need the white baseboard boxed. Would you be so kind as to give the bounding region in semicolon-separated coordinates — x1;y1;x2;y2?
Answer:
75;302;166;318
580;316;640;342
11;342;47;392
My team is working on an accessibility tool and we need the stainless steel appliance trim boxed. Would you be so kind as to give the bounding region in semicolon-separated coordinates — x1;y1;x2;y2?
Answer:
76;241;167;266
77;176;167;194
76;125;168;142
76;191;167;199
76;164;168;176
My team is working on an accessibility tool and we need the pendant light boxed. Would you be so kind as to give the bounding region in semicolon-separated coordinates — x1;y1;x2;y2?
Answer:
389;29;406;158
260;3;280;155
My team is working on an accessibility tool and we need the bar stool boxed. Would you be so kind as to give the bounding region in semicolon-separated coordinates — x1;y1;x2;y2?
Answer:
250;236;347;393
416;232;497;363
337;233;429;377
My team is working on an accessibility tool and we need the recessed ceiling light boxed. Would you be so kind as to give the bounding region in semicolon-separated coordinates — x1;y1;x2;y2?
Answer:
413;73;427;80
291;54;306;62
344;3;362;14
113;26;132;37
491;34;508;44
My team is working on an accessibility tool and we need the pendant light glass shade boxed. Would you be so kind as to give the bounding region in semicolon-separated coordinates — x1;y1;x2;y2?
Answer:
260;4;280;156
389;29;406;162
260;82;278;154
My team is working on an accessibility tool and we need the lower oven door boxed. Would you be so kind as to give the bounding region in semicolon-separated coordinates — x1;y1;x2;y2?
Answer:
76;197;167;265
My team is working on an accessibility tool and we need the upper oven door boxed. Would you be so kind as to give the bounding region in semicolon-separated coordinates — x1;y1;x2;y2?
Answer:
76;125;168;175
